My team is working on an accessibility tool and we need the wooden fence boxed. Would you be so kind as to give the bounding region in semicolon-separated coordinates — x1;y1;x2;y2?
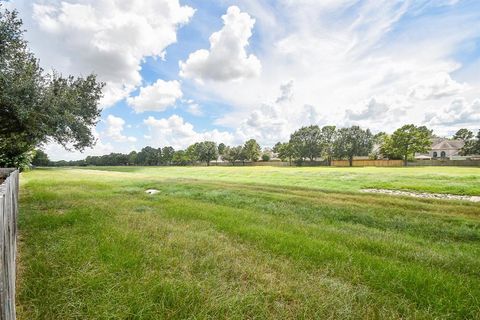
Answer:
408;159;480;167
331;160;404;167
0;169;19;320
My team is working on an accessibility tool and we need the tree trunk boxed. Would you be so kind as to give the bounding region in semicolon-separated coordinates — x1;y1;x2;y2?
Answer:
349;157;353;167
404;155;408;167
207;160;210;166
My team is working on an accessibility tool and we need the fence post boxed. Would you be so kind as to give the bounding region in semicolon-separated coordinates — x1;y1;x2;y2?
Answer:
0;169;18;320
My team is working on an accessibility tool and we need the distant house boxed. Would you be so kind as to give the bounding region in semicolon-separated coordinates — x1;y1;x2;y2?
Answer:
415;138;465;160
262;147;280;161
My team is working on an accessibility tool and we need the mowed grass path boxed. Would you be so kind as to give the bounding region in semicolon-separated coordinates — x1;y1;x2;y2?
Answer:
17;167;480;319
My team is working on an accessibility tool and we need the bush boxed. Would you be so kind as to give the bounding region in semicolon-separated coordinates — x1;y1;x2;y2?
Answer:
262;154;270;161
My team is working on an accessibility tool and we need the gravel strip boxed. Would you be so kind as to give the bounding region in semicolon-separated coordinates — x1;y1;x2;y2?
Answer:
362;189;480;203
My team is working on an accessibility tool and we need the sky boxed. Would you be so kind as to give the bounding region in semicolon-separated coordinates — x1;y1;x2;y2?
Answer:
5;0;480;160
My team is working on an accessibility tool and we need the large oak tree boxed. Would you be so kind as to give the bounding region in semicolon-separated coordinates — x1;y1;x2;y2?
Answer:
333;126;373;166
383;124;432;166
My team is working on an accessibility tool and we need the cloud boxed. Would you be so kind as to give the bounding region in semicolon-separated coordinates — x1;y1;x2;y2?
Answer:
43;129;114;161
346;98;390;121
194;0;480;137
276;80;294;104
9;0;480;150
229;81;325;145
186;103;203;116
127;80;183;113
179;6;261;82
144;115;233;149
9;0;194;107
235;104;290;144
105;115;137;142
409;73;467;100
426;98;480;126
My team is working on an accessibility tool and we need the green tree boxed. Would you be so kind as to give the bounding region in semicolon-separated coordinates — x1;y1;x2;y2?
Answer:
275;142;295;166
453;128;474;141
474;130;480;154
191;141;218;166
261;154;270;161
172;150;190;166
161;146;175;165
222;146;243;165
218;143;226;156
461;129;480;155
370;132;388;160
289;125;322;162
379;136;402;160
0;7;104;168
136;146;159;166
243;139;261;162
333;126;373;166
127;151;137;166
31;149;50;167
320;125;336;165
272;142;282;154
386;124;432;166
186;143;200;163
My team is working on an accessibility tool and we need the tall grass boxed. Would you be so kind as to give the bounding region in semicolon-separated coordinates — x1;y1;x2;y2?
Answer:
17;167;480;319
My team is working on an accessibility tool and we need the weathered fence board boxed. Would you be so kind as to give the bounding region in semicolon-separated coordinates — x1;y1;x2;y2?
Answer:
0;169;18;320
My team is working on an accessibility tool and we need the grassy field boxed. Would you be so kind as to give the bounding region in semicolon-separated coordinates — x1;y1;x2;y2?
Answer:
17;166;480;319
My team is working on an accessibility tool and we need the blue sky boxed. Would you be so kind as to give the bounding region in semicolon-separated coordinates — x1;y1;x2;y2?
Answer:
6;0;480;160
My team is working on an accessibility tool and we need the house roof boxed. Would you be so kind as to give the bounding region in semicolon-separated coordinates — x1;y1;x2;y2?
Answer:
431;138;464;151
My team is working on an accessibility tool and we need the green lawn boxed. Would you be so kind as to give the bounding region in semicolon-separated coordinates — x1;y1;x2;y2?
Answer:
17;166;480;319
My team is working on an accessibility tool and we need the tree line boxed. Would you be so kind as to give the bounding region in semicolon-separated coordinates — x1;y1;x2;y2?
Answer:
33;125;480;168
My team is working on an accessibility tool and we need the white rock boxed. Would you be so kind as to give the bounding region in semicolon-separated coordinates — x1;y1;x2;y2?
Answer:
145;189;160;195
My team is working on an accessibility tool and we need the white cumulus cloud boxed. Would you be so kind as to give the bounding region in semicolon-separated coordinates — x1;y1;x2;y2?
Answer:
127;80;183;113
179;6;261;82
144;115;234;149
8;0;194;107
43;128;114;161
426;98;480;126
409;73;467;100
346;98;390;121
105;115;137;142
186;103;203;116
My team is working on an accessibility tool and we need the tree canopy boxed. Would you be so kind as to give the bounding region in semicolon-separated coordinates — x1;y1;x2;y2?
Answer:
272;142;294;165
222;146;244;165
31;149;50;167
460;129;480;156
320;125;336;165
453;128;474;141
383;124;432;165
193;141;218;166
243;139;261;162
333;126;373;166
217;143;226;156
289;125;323;162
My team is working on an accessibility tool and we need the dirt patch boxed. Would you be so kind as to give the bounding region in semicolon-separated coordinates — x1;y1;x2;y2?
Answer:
362;189;480;203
